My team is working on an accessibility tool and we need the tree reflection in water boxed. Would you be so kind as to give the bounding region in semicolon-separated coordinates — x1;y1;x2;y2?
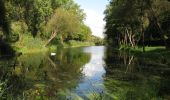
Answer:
0;47;91;99
0;46;170;99
103;47;170;100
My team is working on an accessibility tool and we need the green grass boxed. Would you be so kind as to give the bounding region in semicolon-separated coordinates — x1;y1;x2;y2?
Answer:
125;46;169;58
13;35;95;54
13;34;48;54
131;46;166;52
128;46;168;57
121;46;170;67
63;40;95;48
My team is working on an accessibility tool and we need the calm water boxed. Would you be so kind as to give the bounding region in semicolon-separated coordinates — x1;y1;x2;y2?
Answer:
0;46;170;100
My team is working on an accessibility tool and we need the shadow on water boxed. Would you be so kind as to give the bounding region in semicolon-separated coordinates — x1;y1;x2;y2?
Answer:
103;47;170;100
0;47;91;99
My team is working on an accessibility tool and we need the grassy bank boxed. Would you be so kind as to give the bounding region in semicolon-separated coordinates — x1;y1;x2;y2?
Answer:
13;34;48;54
130;46;166;52
121;46;170;67
63;40;95;48
126;46;168;55
122;46;169;57
13;35;95;54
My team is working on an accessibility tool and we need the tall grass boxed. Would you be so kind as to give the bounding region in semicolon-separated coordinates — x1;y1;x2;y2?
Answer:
13;35;95;54
13;34;48;54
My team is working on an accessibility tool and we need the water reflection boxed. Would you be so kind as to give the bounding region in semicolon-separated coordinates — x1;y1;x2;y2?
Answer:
0;46;170;99
104;47;170;100
75;46;106;98
0;47;91;99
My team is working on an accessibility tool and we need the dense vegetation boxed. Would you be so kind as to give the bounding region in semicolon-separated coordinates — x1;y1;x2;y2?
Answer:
0;0;169;99
0;0;104;54
104;0;170;51
103;1;170;99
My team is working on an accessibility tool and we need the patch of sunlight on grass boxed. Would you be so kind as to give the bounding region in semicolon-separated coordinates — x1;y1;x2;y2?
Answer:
145;46;165;51
133;46;166;52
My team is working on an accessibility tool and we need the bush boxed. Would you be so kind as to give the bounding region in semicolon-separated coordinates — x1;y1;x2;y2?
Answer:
11;21;28;35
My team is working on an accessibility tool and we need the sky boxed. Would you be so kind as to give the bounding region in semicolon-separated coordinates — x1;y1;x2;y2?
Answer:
74;0;109;38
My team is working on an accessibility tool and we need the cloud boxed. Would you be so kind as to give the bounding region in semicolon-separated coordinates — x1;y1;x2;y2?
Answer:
83;9;105;38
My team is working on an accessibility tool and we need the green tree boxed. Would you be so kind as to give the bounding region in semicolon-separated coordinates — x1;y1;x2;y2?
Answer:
71;24;92;41
104;0;145;48
79;24;92;41
6;0;53;37
24;0;52;37
104;0;170;50
45;8;81;46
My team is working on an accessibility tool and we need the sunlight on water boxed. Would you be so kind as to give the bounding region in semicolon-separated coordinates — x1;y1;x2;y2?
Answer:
75;46;106;98
82;46;106;78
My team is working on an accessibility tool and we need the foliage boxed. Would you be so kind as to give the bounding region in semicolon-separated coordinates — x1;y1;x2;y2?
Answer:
79;24;92;41
46;8;80;39
0;0;94;53
25;0;53;37
71;24;92;41
104;0;170;49
11;21;28;35
91;35;105;45
13;34;47;54
64;40;94;48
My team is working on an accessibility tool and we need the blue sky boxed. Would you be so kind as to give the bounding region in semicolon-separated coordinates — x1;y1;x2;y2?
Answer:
74;0;109;38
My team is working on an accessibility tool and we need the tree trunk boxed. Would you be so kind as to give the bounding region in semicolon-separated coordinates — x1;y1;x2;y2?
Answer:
126;28;134;47
60;35;64;44
124;32;128;46
132;34;136;48
44;31;57;47
141;0;145;52
142;28;145;52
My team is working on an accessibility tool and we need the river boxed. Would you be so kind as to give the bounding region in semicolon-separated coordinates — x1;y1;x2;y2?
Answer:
0;46;169;99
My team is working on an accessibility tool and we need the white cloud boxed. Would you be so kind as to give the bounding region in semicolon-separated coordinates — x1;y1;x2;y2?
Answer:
83;9;105;38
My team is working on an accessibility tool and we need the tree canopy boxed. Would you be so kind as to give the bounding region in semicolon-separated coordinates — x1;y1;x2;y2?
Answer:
104;0;170;50
0;0;95;48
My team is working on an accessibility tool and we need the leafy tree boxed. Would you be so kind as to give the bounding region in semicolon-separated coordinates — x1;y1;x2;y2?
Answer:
50;0;68;9
24;0;52;37
61;0;86;22
79;24;92;41
5;0;53;37
104;0;170;50
45;8;81;46
104;0;144;48
91;35;105;45
0;0;92;50
71;24;92;41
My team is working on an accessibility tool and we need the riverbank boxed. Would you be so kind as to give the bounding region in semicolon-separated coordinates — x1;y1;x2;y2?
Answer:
13;35;95;54
120;46;170;67
63;40;95;48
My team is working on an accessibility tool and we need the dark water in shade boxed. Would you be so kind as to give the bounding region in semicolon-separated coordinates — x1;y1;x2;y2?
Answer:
0;46;170;100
